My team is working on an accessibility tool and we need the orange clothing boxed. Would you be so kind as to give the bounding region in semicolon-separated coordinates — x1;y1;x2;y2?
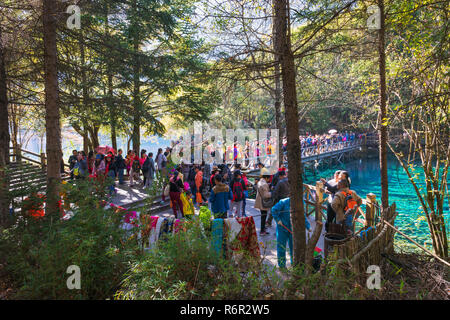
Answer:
195;170;203;204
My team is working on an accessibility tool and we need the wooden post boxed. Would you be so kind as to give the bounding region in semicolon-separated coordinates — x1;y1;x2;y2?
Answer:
315;181;323;221
40;152;46;171
365;193;376;227
16;143;22;162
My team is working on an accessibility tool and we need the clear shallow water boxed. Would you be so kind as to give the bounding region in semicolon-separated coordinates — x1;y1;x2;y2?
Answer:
304;154;449;253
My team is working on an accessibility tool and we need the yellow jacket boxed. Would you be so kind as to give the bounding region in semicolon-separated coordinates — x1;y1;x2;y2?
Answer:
180;192;194;216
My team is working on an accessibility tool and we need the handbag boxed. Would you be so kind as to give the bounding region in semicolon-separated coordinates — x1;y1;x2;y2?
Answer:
262;196;274;208
163;184;170;197
258;184;273;208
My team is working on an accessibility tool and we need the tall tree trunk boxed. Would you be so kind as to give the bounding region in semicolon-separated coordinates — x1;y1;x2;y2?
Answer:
82;126;89;153
108;74;117;151
377;0;389;210
0;26;11;226
132;41;140;153
43;0;62;215
105;6;117;151
274;61;283;166
131;0;140;153
272;8;284;167
274;0;306;266
88;125;100;150
0;26;9;167
79;31;94;153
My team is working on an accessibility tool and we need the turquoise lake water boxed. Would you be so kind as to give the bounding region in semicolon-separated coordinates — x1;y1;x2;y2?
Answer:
303;154;449;253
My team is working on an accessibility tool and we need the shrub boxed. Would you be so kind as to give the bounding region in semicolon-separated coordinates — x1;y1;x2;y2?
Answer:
0;178;139;299
115;217;284;300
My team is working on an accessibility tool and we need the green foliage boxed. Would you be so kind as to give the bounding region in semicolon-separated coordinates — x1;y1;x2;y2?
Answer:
115;217;283;300
0;178;139;299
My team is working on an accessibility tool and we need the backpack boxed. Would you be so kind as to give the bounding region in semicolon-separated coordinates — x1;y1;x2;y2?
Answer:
343;191;357;212
142;158;150;173
132;159;141;172
232;179;244;202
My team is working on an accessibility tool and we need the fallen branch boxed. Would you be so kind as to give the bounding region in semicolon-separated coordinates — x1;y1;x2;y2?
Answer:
383;220;450;268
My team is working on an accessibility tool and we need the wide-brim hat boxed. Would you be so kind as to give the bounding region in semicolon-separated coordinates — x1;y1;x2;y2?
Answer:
260;168;271;177
240;166;250;173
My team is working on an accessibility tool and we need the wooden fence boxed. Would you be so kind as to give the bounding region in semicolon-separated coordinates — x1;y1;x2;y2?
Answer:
9;145;71;173
302;182;397;273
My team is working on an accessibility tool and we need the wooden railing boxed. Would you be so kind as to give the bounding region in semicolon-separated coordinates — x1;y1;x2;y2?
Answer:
302;181;398;274
9;145;71;173
299;139;363;159
302;181;380;229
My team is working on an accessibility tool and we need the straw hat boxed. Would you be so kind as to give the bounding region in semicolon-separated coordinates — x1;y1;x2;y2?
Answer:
260;168;271;177
240;166;250;173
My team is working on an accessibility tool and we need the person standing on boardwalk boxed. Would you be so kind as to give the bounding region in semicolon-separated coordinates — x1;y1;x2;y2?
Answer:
155;148;167;202
143;152;156;189
229;170;246;218
209;174;232;219
68;149;78;180
272;170;290;205
254;168;272;236
140;150;148;187
271;197;311;268
194;166;205;206
104;154;117;196
169;171;185;218
114;149;126;185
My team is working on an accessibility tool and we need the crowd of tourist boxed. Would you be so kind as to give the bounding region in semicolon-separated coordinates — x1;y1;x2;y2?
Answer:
66;131;365;269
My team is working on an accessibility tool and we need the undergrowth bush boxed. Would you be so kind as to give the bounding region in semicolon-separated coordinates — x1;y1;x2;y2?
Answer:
115;217;284;300
0;178;138;299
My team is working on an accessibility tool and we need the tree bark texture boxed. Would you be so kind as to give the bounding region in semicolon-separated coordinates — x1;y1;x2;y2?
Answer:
0;26;10;226
43;0;62;214
377;0;389;210
273;0;306;265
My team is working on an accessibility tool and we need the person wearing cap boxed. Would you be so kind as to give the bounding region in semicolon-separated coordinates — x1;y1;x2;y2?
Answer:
270;166;286;190
254;168;272;236
229;170;247;218
92;153;105;178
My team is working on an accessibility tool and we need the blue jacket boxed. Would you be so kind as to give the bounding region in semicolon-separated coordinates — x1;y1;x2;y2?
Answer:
209;182;232;214
271;198;310;232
